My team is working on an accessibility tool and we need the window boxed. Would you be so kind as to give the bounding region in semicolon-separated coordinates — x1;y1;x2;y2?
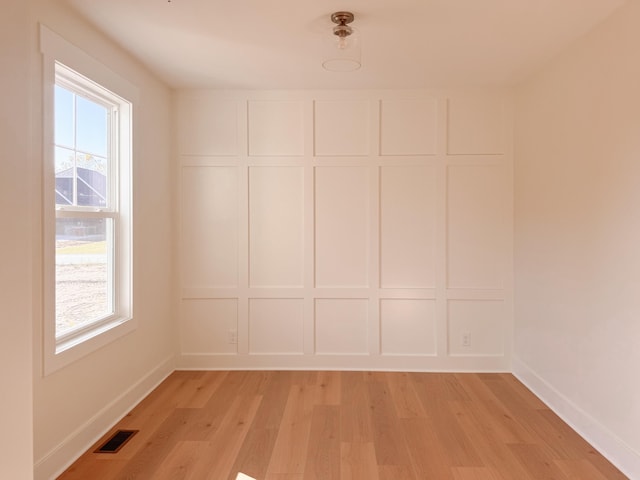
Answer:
41;25;136;373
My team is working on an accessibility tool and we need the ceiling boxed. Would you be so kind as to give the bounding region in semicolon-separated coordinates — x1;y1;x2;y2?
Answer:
64;0;626;90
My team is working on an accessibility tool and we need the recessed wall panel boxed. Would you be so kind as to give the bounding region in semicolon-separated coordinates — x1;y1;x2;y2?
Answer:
314;100;369;156
447;97;505;154
447;165;506;289
181;166;238;288
448;300;504;356
249;167;304;287
177;96;238;156
248;100;304;156
380;300;436;355
249;299;304;354
315;299;368;354
380;166;436;288
315;167;369;287
180;299;238;354
380;99;437;155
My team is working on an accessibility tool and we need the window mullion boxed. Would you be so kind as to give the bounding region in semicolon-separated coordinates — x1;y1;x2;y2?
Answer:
55;209;116;219
72;93;78;206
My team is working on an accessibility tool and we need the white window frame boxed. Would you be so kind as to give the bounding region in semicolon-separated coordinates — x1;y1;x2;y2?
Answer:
41;25;137;375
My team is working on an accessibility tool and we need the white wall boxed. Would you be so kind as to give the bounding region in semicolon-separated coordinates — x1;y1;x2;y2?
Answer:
514;1;640;477
0;0;34;478
29;2;176;478
176;89;513;371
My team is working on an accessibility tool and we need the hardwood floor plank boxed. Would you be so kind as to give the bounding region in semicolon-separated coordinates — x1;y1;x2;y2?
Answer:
377;465;417;480
113;372;204;459
236;370;274;397
183;371;251;441
366;381;414;467
311;371;341;406
226;374;292;479
481;376;603;466
225;428;278;480
412;382;483;467
264;474;304;480
537;409;629;479
151;440;211;480
248;371;295;431
177;393;262;480
499;374;548;410
340;442;379;480
400;417;455;479
451;466;503;480
175;371;227;409
113;407;196;479
303;405;341;479
447;399;536;480
455;374;535;444
340;371;373;443
266;383;317;474
58;458;128;480
554;458;613;480
412;372;472;403
587;452;631;480
384;372;425;419
509;443;572;480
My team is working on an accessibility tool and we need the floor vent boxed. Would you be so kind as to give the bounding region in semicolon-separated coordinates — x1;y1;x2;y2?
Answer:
94;430;138;454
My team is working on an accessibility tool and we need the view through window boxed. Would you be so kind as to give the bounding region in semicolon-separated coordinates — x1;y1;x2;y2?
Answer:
53;65;123;342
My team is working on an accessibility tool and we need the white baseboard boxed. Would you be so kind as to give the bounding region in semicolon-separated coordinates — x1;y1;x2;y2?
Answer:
177;353;510;373
34;355;175;480
512;356;639;480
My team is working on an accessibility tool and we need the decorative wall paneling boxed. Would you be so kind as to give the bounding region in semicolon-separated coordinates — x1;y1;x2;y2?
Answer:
177;90;513;371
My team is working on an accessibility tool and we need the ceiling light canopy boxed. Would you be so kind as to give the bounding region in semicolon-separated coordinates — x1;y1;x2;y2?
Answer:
322;11;361;72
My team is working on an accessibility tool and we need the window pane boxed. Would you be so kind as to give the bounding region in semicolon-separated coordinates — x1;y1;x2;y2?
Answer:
75;152;108;207
76;95;108;157
55;146;75;205
54;85;74;148
56;217;113;336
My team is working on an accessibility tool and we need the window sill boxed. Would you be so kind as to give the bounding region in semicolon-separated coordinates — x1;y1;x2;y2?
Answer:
44;316;136;376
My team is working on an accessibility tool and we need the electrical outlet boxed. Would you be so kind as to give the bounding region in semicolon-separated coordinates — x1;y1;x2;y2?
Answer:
227;329;238;344
461;332;471;347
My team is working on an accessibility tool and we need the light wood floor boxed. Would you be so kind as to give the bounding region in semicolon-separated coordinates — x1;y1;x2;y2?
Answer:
58;371;627;479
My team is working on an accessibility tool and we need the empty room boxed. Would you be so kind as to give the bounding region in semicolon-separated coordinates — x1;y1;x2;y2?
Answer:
1;0;639;478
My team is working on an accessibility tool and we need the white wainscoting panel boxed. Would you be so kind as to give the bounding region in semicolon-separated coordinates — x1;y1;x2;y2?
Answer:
314;100;370;156
380;299;436;355
176;89;513;371
315;166;369;288
448;300;505;356
380;98;438;155
181;166;238;288
249;299;304;354
315;299;369;354
180;299;238;354
380;165;436;288
249;166;304;287
177;95;238;156
248;100;305;156
447;164;507;289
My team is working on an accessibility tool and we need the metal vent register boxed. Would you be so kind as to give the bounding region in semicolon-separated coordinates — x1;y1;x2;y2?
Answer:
94;430;138;453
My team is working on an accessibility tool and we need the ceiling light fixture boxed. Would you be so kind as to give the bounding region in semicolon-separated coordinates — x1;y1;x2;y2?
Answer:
322;11;361;72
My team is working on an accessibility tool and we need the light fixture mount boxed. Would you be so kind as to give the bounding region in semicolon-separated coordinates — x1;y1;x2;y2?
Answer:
331;11;355;39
